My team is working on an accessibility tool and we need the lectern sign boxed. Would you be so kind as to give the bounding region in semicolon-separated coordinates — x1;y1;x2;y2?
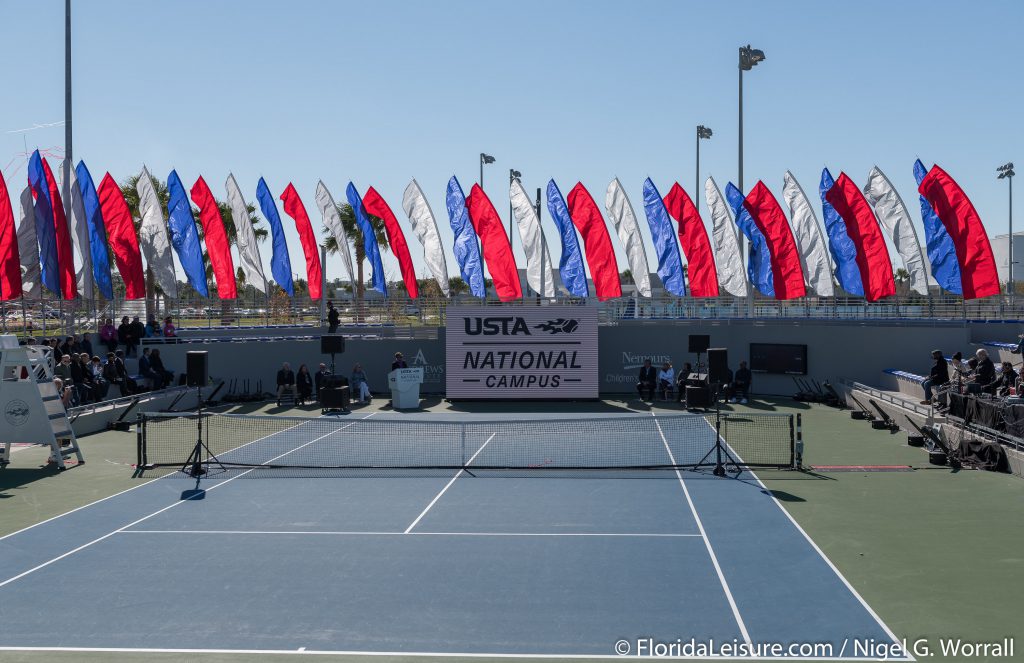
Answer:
446;306;598;399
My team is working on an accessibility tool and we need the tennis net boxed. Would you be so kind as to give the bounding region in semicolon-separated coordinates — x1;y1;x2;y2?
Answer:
134;411;798;475
135;411;799;475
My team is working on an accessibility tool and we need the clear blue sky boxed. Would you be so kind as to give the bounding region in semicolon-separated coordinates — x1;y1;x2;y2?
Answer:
1;0;1021;285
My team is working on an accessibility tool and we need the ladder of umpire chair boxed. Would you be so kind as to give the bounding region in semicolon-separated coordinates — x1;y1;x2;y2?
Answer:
0;336;83;470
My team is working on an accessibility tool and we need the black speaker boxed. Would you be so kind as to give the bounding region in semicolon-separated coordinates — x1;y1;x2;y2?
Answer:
688;334;711;354
321;335;345;354
707;347;730;384
686;384;711;408
186;351;208;387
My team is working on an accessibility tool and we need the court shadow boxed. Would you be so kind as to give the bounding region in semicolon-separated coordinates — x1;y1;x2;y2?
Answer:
180;488;206;500
0;464;67;496
765;489;806;502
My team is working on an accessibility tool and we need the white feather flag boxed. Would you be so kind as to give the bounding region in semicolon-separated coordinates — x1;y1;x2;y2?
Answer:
863;166;929;296
17;186;40;298
225;174;267;293
402;179;450;297
509;179;555;297
314;181;357;288
782;171;834;297
605;178;653;297
136;166;178;298
704;176;748;297
68;169;94;300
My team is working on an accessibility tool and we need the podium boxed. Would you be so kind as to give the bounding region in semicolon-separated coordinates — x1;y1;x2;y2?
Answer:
388;367;423;410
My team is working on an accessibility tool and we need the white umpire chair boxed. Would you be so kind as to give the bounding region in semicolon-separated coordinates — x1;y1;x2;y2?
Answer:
0;335;84;470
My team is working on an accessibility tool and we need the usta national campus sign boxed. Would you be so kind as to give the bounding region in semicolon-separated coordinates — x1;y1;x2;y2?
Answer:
446;306;598;399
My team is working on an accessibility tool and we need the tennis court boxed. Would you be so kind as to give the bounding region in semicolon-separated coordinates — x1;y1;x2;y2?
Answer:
0;410;906;659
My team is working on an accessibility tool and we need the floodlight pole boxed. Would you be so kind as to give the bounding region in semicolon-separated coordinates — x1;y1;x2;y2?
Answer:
64;0;73;335
999;163;1016;304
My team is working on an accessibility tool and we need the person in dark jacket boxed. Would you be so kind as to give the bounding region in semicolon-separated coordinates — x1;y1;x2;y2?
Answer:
314;363;330;401
150;349;174;388
69;354;90;404
993;362;1018;398
921;349;950;405
103;351;130;397
118;316;137;357
972;349;997;394
636;359;657;401
276;362;297;405
139;348;159;390
296;364;314;405
730;361;753;404
326;301;340;334
391;352;408;371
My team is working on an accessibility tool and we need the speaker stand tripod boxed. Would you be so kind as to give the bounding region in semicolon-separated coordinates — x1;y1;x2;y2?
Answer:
696;382;741;477
180;385;227;478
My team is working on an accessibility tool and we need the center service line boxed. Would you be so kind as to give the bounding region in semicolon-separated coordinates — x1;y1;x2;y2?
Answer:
404;432;497;534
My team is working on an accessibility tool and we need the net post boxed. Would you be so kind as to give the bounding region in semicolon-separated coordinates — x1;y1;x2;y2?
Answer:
136;412;144;470
460;425;466;466
793;414;802;470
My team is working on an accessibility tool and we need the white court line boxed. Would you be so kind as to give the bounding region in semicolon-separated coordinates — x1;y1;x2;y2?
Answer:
0;645;908;660
403;432;496;534
650;414;753;648
0;412;376;590
120;529;702;538
695;415;913;660
0;414;320;544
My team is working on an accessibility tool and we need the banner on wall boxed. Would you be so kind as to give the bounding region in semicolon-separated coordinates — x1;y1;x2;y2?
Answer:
446;306;598;399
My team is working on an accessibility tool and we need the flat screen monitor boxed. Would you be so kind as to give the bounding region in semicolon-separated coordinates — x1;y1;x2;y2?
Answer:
749;343;807;375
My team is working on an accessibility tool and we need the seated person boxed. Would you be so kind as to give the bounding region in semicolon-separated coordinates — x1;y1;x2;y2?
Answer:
53;377;74;408
994;362;1018;398
657;361;674;400
972;348;996;395
89;355;110;400
351;363;372;403
276;362;297;405
921;349;950;405
139;348;159;389
730;361;752;404
314;363;330;401
150;349;174;388
296;364;314;405
675;362;693;404
636;359;656;401
163;316;177;338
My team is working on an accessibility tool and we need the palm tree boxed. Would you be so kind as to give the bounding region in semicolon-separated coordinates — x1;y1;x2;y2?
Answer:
322;203;389;319
894;267;910;296
448;276;469;296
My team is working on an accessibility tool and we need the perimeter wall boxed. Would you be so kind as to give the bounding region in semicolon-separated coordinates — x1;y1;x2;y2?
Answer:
132;319;1022;397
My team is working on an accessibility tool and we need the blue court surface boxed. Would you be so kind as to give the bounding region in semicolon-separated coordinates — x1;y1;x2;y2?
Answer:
0;411;908;660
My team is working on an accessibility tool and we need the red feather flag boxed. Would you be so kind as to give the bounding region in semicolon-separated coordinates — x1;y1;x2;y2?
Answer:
97;173;146;299
0;170;22;300
566;182;621;300
41;157;77;299
825;173;894;302
663;183;719;298
918;165;999;300
279;183;322;300
466;184;521;301
363;187;418;299
743;181;807;300
190;176;237;300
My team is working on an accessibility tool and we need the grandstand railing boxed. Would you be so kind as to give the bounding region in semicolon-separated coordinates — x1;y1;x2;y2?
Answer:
5;292;1024;335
